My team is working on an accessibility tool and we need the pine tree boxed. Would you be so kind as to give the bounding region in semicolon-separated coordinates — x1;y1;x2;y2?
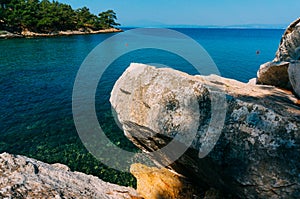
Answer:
0;0;120;33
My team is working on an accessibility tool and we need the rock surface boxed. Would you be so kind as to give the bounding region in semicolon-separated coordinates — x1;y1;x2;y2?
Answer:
130;163;202;199
0;30;23;38
256;61;290;88
274;17;300;62
0;152;140;199
0;28;122;39
288;61;300;98
257;17;300;94
21;28;122;37
110;63;300;199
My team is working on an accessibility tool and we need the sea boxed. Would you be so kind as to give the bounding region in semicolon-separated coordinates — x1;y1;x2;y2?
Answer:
0;28;284;186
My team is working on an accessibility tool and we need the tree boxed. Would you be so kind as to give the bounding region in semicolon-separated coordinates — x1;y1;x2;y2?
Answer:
98;10;120;29
3;0;24;32
0;0;10;29
37;0;76;32
56;3;76;30
20;0;39;31
1;0;120;33
75;7;94;29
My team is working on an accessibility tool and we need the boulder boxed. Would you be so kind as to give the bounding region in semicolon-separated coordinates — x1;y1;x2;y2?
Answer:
257;61;290;88
130;163;202;199
257;17;300;93
288;61;300;98
274;17;300;62
0;152;141;199
110;63;300;199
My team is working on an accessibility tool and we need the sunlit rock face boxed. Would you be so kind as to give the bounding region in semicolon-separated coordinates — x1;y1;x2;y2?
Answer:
274;18;300;62
0;153;141;199
111;63;300;199
257;17;300;98
130;163;202;199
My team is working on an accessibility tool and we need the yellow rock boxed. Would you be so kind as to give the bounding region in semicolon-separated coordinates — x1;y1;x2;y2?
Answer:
130;163;199;199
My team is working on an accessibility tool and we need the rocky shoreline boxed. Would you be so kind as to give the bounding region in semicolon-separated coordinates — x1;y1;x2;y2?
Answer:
0;28;122;39
0;153;141;199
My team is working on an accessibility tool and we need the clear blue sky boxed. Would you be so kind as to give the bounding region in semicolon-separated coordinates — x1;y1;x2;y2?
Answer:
60;0;300;27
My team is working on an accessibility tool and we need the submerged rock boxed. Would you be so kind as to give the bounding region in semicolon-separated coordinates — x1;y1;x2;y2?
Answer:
0;152;140;199
110;63;300;199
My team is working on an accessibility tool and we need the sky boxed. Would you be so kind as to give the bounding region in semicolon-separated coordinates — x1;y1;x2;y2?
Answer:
60;0;300;28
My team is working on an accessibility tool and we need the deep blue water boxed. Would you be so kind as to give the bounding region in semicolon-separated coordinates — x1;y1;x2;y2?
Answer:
0;28;283;136
0;28;284;184
179;28;283;81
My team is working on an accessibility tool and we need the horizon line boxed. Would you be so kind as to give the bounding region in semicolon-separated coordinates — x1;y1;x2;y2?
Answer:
119;23;288;29
119;25;286;30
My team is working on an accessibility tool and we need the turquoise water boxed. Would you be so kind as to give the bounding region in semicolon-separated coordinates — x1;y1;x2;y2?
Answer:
0;28;284;186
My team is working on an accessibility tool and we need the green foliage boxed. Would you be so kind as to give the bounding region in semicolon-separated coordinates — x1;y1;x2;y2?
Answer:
75;7;94;29
98;9;120;29
0;0;120;33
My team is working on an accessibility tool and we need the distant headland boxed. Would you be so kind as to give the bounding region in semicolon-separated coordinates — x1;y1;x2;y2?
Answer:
0;0;121;38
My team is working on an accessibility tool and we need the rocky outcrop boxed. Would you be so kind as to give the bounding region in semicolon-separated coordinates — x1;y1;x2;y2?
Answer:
274;17;300;62
0;152;140;199
0;30;23;38
21;28;122;37
0;28;122;39
257;17;300;96
111;63;300;199
257;61;291;88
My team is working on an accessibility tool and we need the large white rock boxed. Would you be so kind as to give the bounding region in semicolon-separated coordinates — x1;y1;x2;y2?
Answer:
111;63;300;199
274;17;300;62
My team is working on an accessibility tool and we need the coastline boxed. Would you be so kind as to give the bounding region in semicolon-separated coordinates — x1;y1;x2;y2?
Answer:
0;28;122;39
